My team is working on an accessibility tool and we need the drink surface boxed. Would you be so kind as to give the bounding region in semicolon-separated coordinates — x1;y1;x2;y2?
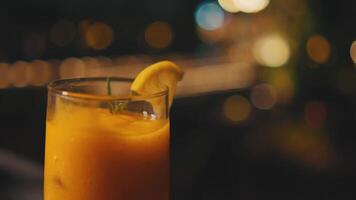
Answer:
44;99;169;200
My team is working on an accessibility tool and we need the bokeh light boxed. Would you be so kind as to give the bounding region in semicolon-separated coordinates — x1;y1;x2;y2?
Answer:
228;42;255;63
144;21;173;49
234;0;270;13
82;57;100;68
9;61;31;87
250;83;277;110
197;26;227;44
306;35;331;64
350;40;356;64
223;95;251;123
82;57;101;76
59;57;86;78
304;101;327;128
195;2;225;31
97;56;113;67
50;20;76;47
218;0;240;13
84;22;114;50
30;60;52;86
0;63;9;88
22;32;46;58
277;125;335;170
268;70;295;104
253;34;290;67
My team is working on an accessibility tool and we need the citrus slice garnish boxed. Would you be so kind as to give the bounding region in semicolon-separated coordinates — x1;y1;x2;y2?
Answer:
131;60;184;107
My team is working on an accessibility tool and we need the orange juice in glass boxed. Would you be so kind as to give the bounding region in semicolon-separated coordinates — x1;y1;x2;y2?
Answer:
44;61;183;200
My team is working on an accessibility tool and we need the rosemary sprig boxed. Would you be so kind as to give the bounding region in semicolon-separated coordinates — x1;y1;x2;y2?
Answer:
107;77;127;113
107;77;112;96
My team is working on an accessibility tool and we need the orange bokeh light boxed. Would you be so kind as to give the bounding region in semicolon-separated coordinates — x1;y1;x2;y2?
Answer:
84;22;114;50
9;61;31;87
223;95;251;123
0;63;9;88
30;60;52;86
145;21;173;49
306;35;331;64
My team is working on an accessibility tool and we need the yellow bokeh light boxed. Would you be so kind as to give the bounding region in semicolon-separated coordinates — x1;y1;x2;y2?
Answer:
270;70;295;104
145;21;173;49
250;83;277;110
0;63;9;88
253;34;290;67
306;35;331;64
234;0;270;13
223;95;251;122
218;0;240;13
85;22;114;50
59;57;86;78
9;61;31;87
350;40;356;64
30;60;52;86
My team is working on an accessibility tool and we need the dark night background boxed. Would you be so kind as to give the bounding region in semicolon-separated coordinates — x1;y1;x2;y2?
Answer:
0;0;355;199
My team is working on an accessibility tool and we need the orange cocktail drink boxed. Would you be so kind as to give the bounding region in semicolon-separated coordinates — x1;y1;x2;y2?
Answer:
44;62;183;200
45;95;169;199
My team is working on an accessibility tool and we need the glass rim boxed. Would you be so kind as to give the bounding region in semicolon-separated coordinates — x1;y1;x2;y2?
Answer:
47;77;168;101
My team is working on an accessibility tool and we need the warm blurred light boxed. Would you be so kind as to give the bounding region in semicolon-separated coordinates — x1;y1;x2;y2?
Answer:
306;35;331;64
97;56;113;67
50;20;76;47
269;70;295;104
278;0;307;16
218;0;240;13
144;21;173;49
112;55;151;77
350;40;356;64
278;126;335;170
223;95;251;122
30;60;52;86
304;101;327;128
228;42;255;62
82;57;101;76
195;2;225;31
234;0;270;13
197;26;226;44
84;22;114;50
253;34;290;67
0;63;9;88
59;57;86;78
82;57;100;68
9;61;31;87
250;83;277;110
22;32;46;57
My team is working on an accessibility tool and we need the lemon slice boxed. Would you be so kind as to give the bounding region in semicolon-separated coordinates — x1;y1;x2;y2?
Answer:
131;60;184;107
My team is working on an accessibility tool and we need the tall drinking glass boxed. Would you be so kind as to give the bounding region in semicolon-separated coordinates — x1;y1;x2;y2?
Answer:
44;77;169;200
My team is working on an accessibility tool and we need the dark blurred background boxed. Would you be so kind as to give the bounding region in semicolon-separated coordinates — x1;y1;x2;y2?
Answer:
0;0;355;199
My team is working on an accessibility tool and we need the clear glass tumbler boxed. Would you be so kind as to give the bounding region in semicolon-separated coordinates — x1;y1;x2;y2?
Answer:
44;77;169;200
